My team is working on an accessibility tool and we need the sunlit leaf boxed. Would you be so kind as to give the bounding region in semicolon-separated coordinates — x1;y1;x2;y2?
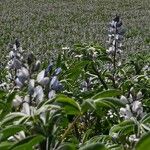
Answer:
135;132;150;150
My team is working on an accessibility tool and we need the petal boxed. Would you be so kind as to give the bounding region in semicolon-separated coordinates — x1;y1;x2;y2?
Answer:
34;86;44;103
33;60;41;71
13;58;22;69
37;70;45;83
54;67;62;76
48;90;56;99
15;78;23;88
28;79;35;94
45;63;53;76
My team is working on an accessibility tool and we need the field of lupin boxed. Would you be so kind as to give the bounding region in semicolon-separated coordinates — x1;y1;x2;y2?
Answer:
0;0;150;150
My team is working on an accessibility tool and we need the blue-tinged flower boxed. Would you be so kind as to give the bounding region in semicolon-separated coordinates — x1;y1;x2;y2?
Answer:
15;77;23;88
50;76;63;91
54;67;62;76
45;63;53;77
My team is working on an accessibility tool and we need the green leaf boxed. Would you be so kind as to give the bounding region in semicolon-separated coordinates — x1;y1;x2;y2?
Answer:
110;120;135;137
0;141;13;150
10;135;45;150
79;143;107;150
141;113;150;124
56;94;81;115
135;132;150;150
57;143;76;150
94;97;125;110
81;99;96;112
0;90;6;99
0;100;6;110
7;92;16;105
1;112;27;126
0;125;25;141
92;89;121;99
65;61;89;81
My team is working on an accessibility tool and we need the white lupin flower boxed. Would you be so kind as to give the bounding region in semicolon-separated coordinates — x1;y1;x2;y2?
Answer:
13;44;17;51
15;78;23;88
129;134;139;142
21;95;30;115
129;94;133;103
120;105;133;119
48;90;56;99
13;58;22;69
137;91;142;100
12;95;22;107
8;131;25;142
119;107;126;117
28;79;35;94
106;46;115;54
37;70;45;80
9;51;15;58
120;95;128;104
33;85;44;103
17;67;29;80
40;77;50;86
7;60;14;69
132;101;142;112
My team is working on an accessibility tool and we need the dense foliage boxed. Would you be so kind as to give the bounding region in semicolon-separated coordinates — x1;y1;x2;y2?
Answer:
0;17;150;150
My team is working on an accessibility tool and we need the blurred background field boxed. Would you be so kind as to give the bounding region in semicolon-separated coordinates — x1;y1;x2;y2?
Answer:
0;0;150;61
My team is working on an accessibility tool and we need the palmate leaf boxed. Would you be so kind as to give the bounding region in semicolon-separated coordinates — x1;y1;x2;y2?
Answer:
55;94;81;115
92;89;122;99
79;143;107;150
0;125;25;141
10;134;45;150
110;120;135;137
0;112;27;126
0;91;16;119
135;132;150;150
65;60;89;81
94;97;125;110
85;135;123;150
81;99;96;113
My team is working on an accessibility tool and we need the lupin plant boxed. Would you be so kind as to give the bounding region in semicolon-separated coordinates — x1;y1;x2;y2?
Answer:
0;40;64;149
106;15;125;88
